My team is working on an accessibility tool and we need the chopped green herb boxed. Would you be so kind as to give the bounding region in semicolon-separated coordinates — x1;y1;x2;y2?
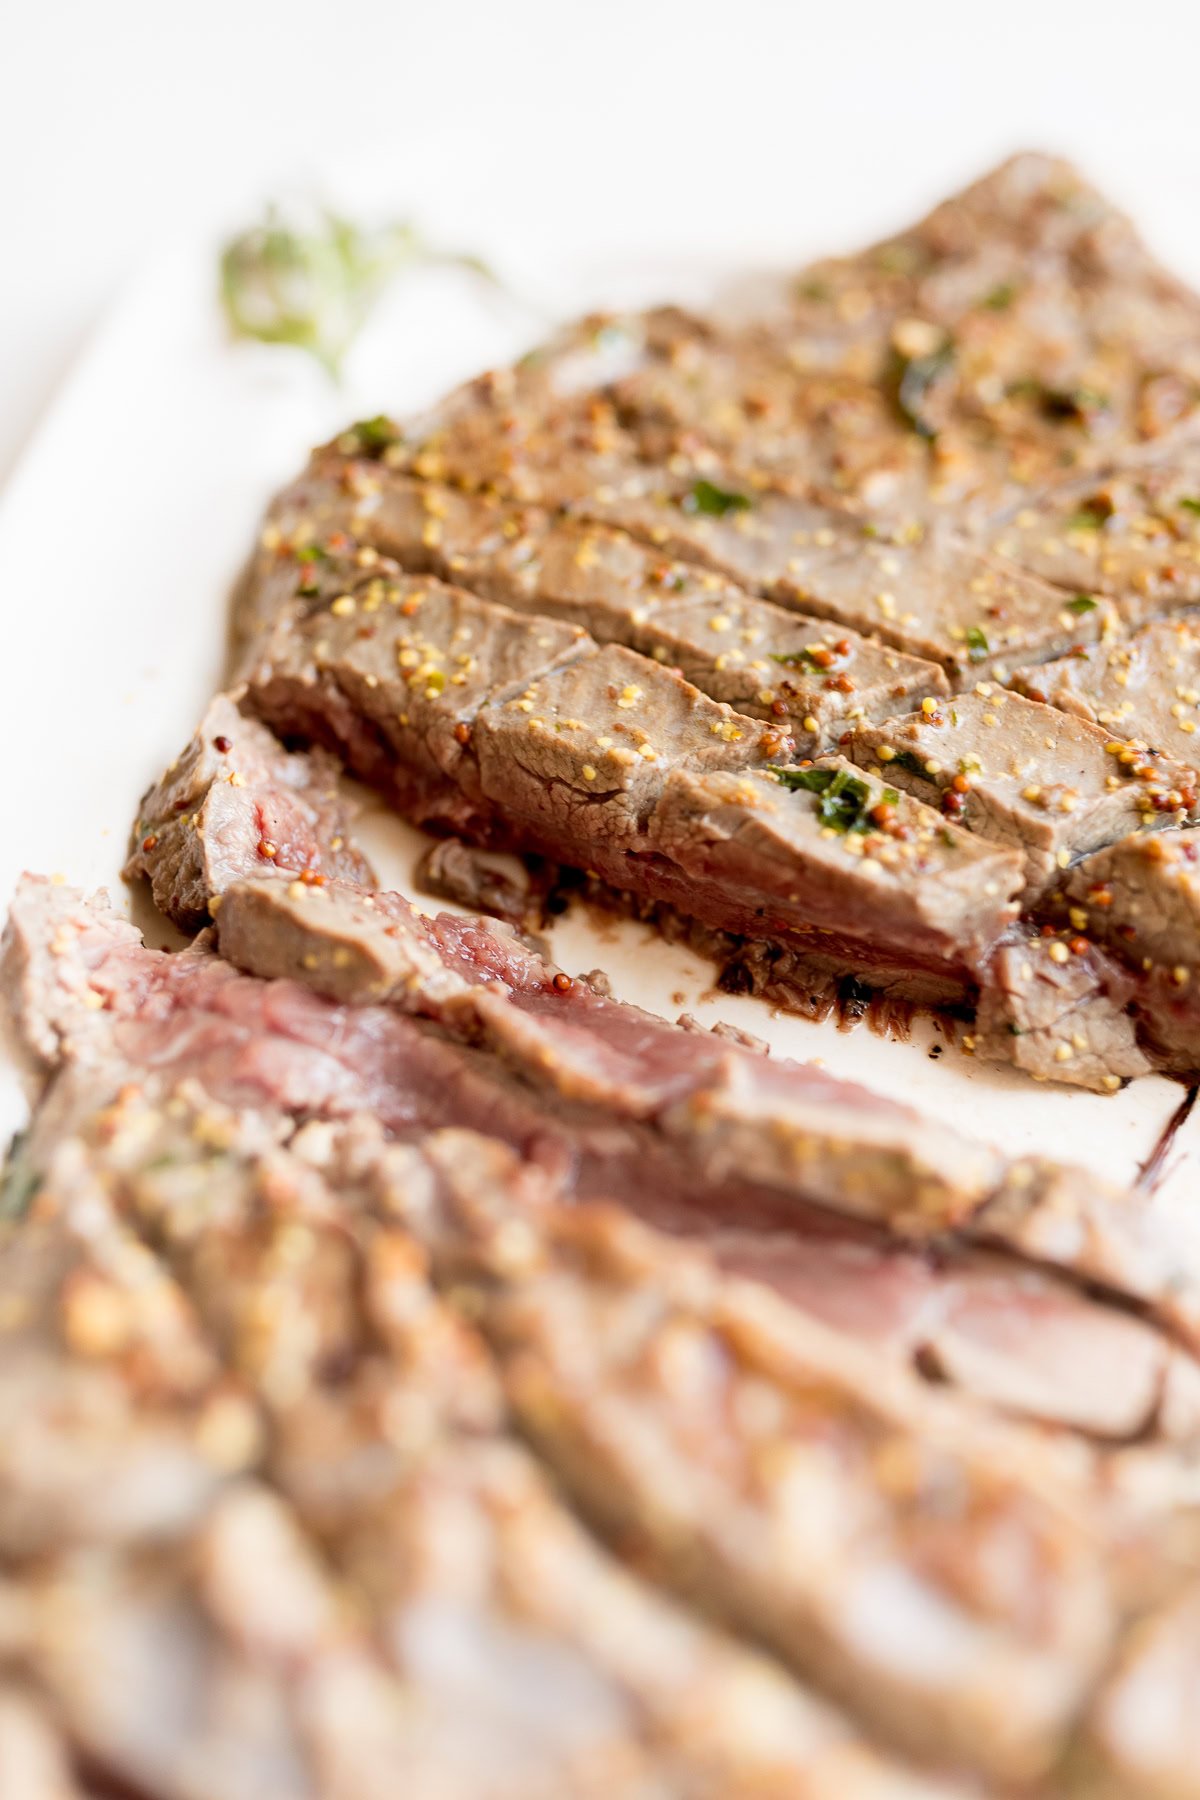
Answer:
891;339;954;438
1180;498;1200;516
770;644;847;674
1007;1023;1024;1036
894;748;936;781
1040;385;1109;423
0;1132;40;1221
982;282;1017;312
797;277;832;302
342;414;401;454
1066;594;1097;614
294;544;330;564
965;626;989;663
684;479;752;518
940;829;958;849
770;764;876;833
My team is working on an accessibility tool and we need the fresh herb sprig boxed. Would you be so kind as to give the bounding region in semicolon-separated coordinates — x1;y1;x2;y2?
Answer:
771;764;893;833
683;479;752;518
220;204;500;377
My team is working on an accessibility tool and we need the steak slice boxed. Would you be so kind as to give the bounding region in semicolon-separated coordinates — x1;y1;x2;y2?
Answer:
209;869;1200;1358
1015;614;1200;768
974;930;1152;1092
399;1132;1119;1785
236;570;1022;999
124;692;373;931
11;874;1200;1424
643;762;1020;998
1065;829;1200;974
988;449;1200;627
248;462;947;752
574;483;1095;687
1059;830;1200;1073
850;688;1197;900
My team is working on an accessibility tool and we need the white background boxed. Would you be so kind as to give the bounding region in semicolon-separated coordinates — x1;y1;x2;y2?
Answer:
5;0;1200;487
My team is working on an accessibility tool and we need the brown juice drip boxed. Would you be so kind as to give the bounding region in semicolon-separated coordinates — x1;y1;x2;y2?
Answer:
1137;1085;1199;1193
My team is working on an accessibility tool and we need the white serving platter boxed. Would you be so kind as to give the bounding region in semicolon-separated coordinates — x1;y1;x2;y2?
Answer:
1;229;1197;1232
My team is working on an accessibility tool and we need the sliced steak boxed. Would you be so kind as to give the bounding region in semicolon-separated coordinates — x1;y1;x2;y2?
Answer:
402;1133;1118;1784
1060;830;1200;1074
205;869;1200;1358
11;875;1200;1392
16;1082;961;1800
236;569;1026;1000
247;575;595;835
988;449;1200;627
850;688;1196;900
974;929;1152;1092
132;678;1022;1023
1015;614;1200;767
250;463;947;751
125;692;372;931
643;762;1021;999
576;484;1096;687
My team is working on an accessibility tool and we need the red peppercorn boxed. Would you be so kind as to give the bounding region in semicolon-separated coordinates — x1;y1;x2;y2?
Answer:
257;839;278;859
141;834;159;852
213;736;232;753
453;721;472;746
552;972;572;993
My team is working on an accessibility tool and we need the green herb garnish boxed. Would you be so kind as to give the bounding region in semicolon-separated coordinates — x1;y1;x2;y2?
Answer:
294;544;329;564
982;282;1017;312
965;626;989;663
220;204;501;377
894;748;936;781
770;645;847;673
0;1132;40;1221
1040;385;1109;423
684;479;752;518
891;339;954;439
1180;498;1200;516
770;764;876;833
340;415;402;455
1066;594;1097;614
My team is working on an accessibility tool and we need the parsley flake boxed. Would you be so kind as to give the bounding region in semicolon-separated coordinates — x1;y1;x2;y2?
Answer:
684;479;752;518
